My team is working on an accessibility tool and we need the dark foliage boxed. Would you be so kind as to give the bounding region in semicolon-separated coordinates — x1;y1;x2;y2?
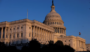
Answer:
0;39;75;52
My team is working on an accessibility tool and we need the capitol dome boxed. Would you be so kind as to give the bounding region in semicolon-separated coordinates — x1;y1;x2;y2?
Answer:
43;0;64;26
43;0;66;37
45;5;62;21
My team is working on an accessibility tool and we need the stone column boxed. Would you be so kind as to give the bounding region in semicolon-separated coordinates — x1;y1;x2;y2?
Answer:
80;41;81;47
40;28;42;40
52;32;53;41
19;25;21;38
5;27;7;39
0;28;1;38
43;30;45;41
15;26;17;39
37;27;38;39
45;30;46;41
81;41;82;48
65;30;66;35
46;31;47;41
42;29;43;41
33;26;35;39
82;42;84;48
48;32;50;40
62;29;63;33
47;31;48;41
35;26;36;38
50;32;51;40
38;27;40;40
1;27;3;39
39;28;41;40
36;27;37;38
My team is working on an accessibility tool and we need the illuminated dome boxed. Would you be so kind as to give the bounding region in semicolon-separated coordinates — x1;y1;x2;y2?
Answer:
45;5;62;21
43;0;66;37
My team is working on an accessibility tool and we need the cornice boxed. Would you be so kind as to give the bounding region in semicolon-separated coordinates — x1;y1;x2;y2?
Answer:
32;20;54;32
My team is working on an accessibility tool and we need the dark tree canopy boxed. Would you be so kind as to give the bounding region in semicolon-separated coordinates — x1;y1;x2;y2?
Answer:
0;39;76;52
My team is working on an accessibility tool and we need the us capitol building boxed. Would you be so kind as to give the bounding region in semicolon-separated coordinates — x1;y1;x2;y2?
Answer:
0;0;90;51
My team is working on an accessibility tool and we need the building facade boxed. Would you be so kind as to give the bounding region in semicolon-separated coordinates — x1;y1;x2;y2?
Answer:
86;44;90;51
0;0;89;51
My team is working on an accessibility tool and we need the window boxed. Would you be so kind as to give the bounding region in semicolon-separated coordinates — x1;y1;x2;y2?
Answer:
10;28;11;31
58;29;59;33
69;40;70;42
21;33;23;37
17;33;19;38
3;34;4;38
21;26;23;29
53;22;54;24
13;34;15;38
55;22;56;24
55;29;57;32
10;34;11;38
13;28;15;30
17;27;19;29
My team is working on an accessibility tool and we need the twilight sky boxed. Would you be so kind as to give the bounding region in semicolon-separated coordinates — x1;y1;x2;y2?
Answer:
0;0;90;44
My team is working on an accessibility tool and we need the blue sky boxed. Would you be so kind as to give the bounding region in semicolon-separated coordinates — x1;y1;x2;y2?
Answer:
0;0;90;44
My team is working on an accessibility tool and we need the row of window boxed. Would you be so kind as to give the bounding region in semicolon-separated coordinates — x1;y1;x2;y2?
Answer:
48;22;62;25
0;33;31;39
6;27;31;31
55;29;65;33
47;15;59;17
